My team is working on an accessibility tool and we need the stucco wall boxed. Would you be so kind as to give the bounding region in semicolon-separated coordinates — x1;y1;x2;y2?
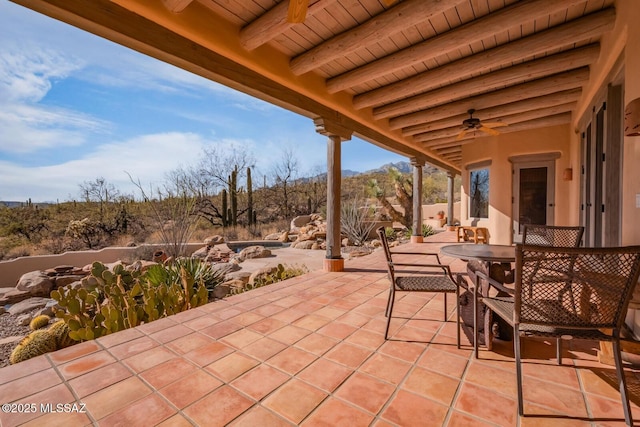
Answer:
460;124;572;245
458;0;640;247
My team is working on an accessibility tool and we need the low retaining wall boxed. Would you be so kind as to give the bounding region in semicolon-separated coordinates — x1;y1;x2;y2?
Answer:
0;244;203;288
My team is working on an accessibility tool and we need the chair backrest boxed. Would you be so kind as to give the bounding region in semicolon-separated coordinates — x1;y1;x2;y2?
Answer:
522;225;584;247
377;227;392;262
377;227;395;278
514;244;640;329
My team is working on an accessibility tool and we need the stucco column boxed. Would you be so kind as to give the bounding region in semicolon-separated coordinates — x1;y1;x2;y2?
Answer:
411;157;425;243
314;118;352;272
447;172;455;228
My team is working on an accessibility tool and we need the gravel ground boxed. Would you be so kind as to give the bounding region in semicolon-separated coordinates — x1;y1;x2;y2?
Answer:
0;311;40;368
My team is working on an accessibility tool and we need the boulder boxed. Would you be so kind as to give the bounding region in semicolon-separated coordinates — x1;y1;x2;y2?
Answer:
236;246;271;262
249;266;279;285
222;279;245;293
212;285;230;299
8;297;52;316
0;289;32;305
52;265;75;274
293;240;315;250
211;262;241;276
16;271;54;297
225;271;251;284
264;232;281;240
204;235;225;245
278;231;290;243
191;246;209;259
290;215;312;231
205;244;234;263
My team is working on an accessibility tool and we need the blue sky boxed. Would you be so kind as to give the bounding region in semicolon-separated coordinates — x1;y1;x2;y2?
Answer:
0;1;405;203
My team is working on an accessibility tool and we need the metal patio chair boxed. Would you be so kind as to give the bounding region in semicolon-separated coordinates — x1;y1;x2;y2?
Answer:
377;227;460;345
481;244;640;426
522;225;584;361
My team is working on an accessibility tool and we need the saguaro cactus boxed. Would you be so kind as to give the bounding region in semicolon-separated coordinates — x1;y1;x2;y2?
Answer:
221;189;228;227
247;167;254;226
229;166;238;227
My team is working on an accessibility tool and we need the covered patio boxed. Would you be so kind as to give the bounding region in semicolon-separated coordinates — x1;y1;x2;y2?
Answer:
1;231;639;426
4;0;640;425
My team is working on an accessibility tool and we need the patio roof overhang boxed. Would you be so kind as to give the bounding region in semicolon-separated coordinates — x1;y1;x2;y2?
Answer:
10;0;616;174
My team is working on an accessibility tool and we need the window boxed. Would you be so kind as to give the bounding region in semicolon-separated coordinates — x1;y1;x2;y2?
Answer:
469;168;489;218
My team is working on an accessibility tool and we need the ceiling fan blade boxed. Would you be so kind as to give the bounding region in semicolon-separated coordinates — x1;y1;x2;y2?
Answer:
287;0;309;23
456;129;469;140
479;126;501;136
482;122;509;129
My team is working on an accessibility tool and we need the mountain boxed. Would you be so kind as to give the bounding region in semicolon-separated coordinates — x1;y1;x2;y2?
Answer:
363;161;440;176
364;161;411;174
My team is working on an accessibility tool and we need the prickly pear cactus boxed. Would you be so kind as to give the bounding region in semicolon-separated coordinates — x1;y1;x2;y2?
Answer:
50;260;210;344
10;330;57;364
29;314;51;331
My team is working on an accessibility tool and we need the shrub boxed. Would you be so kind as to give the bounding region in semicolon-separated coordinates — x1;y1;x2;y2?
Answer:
384;227;396;240
232;264;308;295
340;196;378;246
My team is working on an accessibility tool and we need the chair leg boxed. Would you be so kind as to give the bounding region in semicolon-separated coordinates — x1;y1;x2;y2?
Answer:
456;287;461;349
443;292;448;322
385;286;395;318
556;338;562;365
384;288;395;340
514;324;524;417
612;338;633;426
473;281;479;358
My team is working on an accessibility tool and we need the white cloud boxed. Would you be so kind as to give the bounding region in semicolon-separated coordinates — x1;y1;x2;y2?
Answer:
0;132;210;201
0;46;83;103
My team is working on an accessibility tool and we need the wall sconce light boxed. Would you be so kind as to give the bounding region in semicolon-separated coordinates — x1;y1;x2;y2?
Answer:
563;168;573;181
625;98;640;136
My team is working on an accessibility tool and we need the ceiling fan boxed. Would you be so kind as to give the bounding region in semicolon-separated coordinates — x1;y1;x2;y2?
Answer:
287;0;398;23
456;109;508;140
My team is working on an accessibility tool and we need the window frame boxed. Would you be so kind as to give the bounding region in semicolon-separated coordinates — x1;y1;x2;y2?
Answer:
468;165;490;220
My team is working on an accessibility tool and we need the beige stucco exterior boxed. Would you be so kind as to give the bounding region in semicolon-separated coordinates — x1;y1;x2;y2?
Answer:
459;0;640;247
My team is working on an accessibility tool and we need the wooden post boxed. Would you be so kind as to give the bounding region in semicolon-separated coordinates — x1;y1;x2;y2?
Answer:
447;172;455;229
314;118;352;272
411;157;424;243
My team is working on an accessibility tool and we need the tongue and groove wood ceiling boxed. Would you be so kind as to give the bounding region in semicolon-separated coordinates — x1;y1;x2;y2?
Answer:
15;0;615;171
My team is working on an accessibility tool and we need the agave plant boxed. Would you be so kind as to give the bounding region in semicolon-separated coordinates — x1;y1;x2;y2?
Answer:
144;258;225;299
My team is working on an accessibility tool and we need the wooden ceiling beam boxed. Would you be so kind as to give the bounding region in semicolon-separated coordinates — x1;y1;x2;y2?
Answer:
374;44;598;120
389;67;589;130
413;103;576;142
402;89;581;136
353;8;614;109
161;0;193;13
423;114;572;149
289;0;465;75
240;0;336;51
435;147;462;155
326;0;586;94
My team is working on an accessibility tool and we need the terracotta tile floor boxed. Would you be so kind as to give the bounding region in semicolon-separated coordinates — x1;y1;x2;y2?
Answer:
1;231;639;426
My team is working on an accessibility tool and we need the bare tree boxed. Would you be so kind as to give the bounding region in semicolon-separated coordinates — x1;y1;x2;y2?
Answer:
271;147;299;219
197;145;255;192
127;172;200;259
